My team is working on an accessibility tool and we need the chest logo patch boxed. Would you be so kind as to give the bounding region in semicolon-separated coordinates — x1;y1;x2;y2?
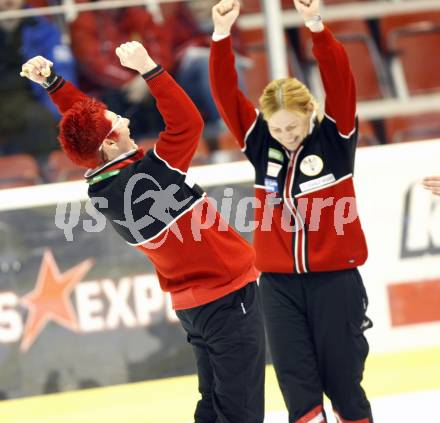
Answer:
267;161;282;178
300;155;324;176
264;178;279;193
268;148;284;163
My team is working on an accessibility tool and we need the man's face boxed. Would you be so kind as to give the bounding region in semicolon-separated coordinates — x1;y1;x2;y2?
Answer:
102;110;137;160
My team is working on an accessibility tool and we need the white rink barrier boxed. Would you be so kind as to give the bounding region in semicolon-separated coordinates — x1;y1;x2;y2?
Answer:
0;139;439;355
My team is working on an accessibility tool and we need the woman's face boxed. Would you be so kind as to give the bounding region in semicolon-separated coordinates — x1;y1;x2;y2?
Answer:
267;108;313;152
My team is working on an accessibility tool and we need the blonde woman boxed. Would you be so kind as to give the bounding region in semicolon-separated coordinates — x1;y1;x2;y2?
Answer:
210;0;373;422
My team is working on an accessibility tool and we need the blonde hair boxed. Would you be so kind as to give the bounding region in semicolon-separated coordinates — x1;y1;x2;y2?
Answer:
259;78;320;120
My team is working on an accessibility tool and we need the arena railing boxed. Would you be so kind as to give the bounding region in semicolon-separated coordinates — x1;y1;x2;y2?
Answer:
1;0;439;120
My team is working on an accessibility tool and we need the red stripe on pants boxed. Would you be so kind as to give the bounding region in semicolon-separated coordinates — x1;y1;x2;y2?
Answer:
296;404;325;423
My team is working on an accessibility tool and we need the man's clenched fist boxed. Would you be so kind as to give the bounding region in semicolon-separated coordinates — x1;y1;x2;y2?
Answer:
20;56;53;84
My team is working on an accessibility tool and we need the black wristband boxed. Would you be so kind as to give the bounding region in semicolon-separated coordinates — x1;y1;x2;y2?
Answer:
142;65;164;82
41;70;60;89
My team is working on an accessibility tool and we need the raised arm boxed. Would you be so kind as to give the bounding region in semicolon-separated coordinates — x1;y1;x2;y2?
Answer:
294;0;356;137
209;0;258;150
143;67;204;172
21;55;88;113
312;28;356;138
116;42;204;173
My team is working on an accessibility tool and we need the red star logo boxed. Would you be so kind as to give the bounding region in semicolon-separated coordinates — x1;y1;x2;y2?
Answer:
20;250;94;352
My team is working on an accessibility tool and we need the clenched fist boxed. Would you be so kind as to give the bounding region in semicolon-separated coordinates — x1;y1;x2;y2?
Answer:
20;56;53;84
115;41;157;75
293;0;321;21
212;0;240;36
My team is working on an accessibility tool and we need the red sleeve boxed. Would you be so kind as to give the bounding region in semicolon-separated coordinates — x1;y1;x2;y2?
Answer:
144;67;204;173
70;12;136;88
209;36;258;149
48;79;89;114
311;27;356;137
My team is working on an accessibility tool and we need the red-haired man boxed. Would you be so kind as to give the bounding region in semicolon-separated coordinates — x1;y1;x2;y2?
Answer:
21;41;265;423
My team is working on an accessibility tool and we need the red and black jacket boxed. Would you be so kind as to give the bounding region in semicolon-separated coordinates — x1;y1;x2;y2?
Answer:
210;27;368;274
48;66;258;310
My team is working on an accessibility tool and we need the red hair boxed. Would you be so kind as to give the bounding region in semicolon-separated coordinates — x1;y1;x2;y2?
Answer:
59;98;112;168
